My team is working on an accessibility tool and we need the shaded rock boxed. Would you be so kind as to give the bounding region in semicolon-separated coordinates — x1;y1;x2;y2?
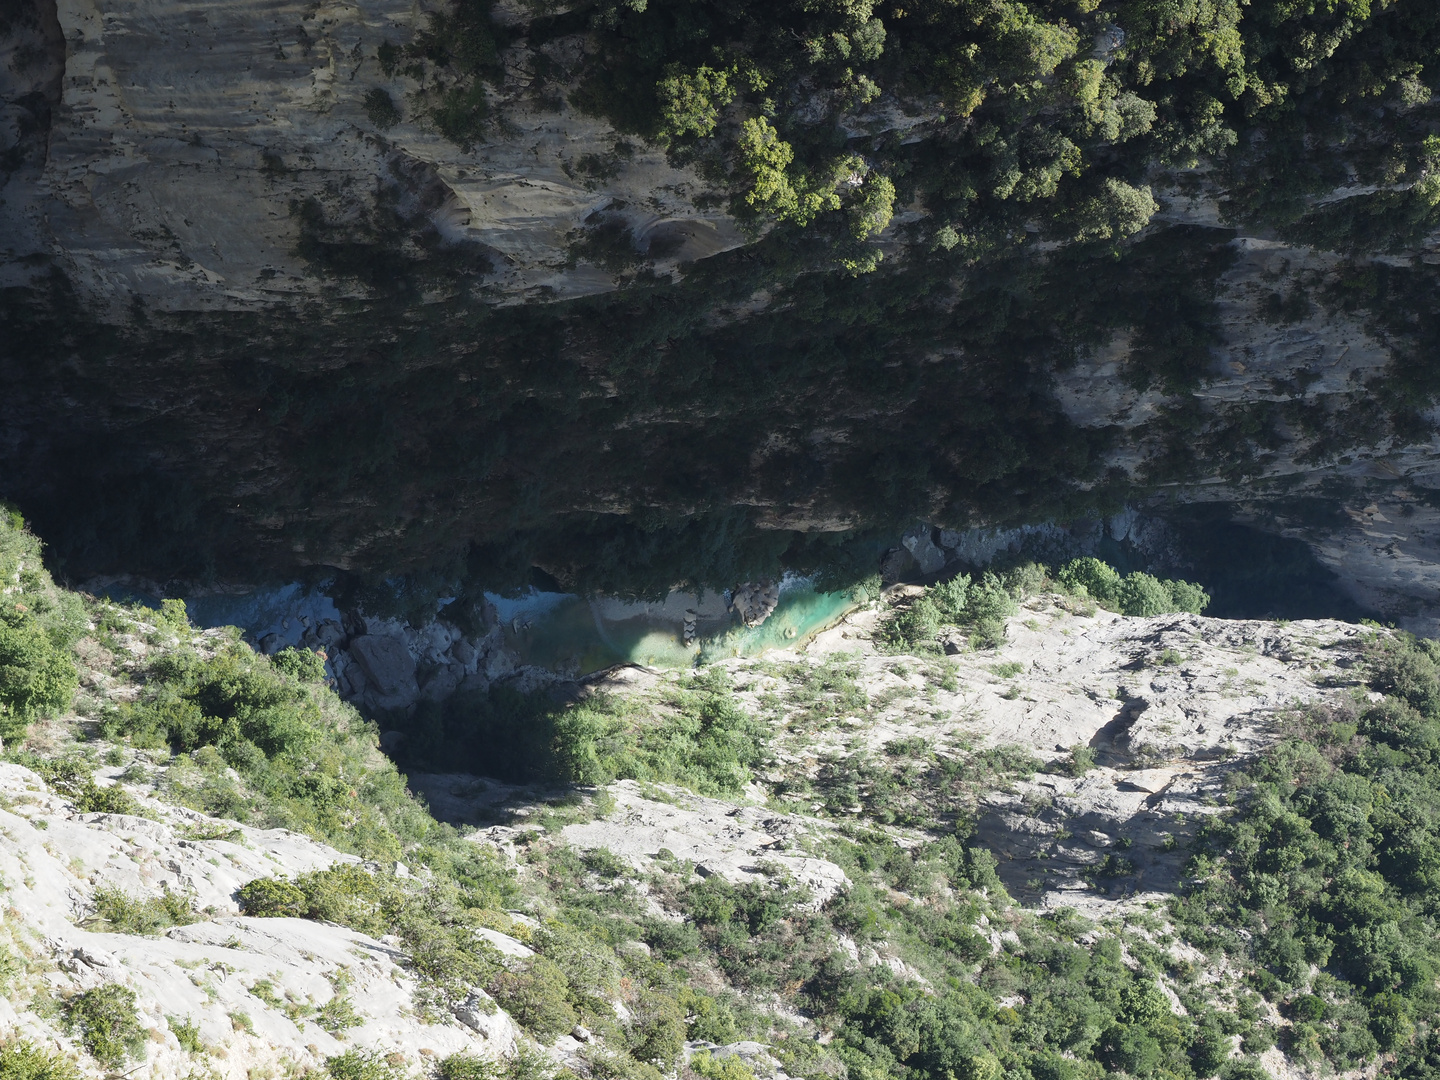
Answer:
484;648;518;681
902;527;947;575
314;620;346;648
452;638;479;670
458;672;491;696
350;635;419;708
421;663;464;703
880;546;917;585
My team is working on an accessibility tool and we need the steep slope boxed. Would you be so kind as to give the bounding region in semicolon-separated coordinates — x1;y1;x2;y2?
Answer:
7;510;1440;1080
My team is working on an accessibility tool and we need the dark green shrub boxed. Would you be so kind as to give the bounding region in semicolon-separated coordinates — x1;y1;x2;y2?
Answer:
1096;1023;1164;1076
688;1053;756;1080
1366;635;1440;716
89;885;198;934
438;1055;499;1080
487;955;578;1039
0;1040;83;1080
677;988;739;1043
1117;573;1173;617
36;761;141;817
627;989;685;1066
964;573;1019;626
1057;745;1096;777
66;984;147;1068
929;575;971;620
1218;1061;1271;1080
326;1050;408;1080
272;647;327;682
362;89;402;129
0;618;77;736
641;917;703;959
967;618;1008;649
238;864;400;935
1057;558;1121;603
1288;995;1326;1023
167;1014;204;1054
878;597;942;650
393;901;498;1014
1057;559;1209;616
1189;1021;1231;1077
1369;990;1412;1051
1166;579;1210;614
1002;561;1050;597
236;877;307;918
0;509;81;739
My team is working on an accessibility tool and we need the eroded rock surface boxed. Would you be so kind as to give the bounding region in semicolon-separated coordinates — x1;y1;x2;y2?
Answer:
3;0;743;309
0;763;518;1078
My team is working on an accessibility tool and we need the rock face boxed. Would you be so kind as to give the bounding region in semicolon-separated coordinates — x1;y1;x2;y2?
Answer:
2;0;742;310
407;594;1370;917
7;0;1440;633
320;607;519;715
1048;230;1440;629
786;597;1370;909
559;780;851;906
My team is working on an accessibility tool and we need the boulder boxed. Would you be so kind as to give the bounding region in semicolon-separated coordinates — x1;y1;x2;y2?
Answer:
484;648;518;681
454;989;517;1052
420;663;464;703
418;621;457;662
334;654;366;699
451;638;479;670
315;619;346;648
349;635;419;709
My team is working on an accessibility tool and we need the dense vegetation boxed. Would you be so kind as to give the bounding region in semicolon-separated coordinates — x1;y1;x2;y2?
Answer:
410;0;1440;266
879;556;1208;651
1174;632;1440;1078
0;507;84;741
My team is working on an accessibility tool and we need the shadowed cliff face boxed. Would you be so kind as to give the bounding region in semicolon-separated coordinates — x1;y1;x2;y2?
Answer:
3;0;1440;621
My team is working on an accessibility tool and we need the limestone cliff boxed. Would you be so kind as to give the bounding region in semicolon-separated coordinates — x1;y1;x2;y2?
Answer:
5;0;1440;629
1;0;744;308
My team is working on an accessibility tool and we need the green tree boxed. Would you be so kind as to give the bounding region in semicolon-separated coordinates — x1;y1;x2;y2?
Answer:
1117;572;1173;616
735;119;840;226
67;984;147;1068
0;617;76;738
656;66;735;141
1057;558;1121;603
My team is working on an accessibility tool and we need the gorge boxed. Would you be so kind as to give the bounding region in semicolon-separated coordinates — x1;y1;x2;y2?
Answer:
4;1;1440;1080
